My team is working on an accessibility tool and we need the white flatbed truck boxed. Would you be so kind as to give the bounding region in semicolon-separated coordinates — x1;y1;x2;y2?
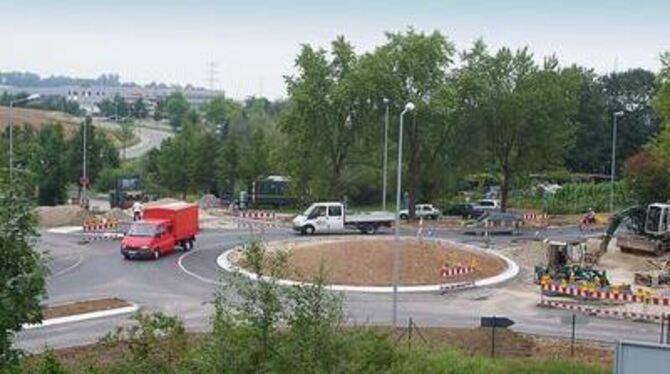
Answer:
292;202;394;235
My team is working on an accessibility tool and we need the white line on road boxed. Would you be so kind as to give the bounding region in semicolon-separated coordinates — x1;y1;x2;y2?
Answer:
50;254;84;278
177;248;223;285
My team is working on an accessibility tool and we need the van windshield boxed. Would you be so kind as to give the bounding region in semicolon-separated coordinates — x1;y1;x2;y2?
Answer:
127;223;159;237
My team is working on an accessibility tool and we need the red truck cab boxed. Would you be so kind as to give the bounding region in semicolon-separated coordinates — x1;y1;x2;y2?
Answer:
121;202;199;260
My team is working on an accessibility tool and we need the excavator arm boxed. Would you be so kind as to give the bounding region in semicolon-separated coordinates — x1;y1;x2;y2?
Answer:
597;206;645;260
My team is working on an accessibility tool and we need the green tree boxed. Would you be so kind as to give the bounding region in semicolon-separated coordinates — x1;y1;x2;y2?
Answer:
624;124;670;204
281;36;364;199
166;92;190;130
0;173;46;369
563;67;610;173
456;43;579;210
118;120;135;160
655;51;670;126
203;96;229;127
359;28;456;215
33;124;69;205
67;117;120;194
131;98;148;119
603;68;660;172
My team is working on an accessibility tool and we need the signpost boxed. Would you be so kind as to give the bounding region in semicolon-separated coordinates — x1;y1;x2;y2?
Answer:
481;316;515;358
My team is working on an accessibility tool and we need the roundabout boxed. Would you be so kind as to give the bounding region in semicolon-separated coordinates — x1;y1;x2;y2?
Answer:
218;236;519;293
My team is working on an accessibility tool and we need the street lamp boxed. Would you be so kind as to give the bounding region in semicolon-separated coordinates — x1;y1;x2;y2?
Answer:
382;98;389;211
7;93;40;180
610;111;625;212
392;102;415;328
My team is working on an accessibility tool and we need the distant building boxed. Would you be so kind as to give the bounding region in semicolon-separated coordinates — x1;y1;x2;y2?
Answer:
0;84;222;113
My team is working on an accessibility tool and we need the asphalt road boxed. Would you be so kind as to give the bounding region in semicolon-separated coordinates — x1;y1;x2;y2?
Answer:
15;225;664;352
93;119;172;159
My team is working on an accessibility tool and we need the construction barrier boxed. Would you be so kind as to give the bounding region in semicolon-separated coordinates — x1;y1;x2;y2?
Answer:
439;281;475;294
82;217;128;242
440;262;476;278
540;283;670;307
539;299;664;322
83;217;120;232
237;211;276;220
236;220;283;229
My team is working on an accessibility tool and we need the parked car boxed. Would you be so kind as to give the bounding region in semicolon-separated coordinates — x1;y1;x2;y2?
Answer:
473;199;501;211
464;211;523;236
399;204;441;220
443;203;484;219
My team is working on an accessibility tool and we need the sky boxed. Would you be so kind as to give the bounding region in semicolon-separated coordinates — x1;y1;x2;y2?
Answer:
1;0;668;100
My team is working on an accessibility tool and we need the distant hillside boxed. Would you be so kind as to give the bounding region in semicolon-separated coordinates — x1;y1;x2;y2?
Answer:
0;106;78;131
0;106;134;148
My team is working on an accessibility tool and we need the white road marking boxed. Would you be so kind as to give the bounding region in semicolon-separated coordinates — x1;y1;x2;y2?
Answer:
50;254;84;278
177;248;223;285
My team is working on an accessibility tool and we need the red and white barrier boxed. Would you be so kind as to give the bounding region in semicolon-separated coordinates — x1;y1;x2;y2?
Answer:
541;284;670;307
440;265;475;278
83;218;119;232
539;299;665;322
237;211;277;221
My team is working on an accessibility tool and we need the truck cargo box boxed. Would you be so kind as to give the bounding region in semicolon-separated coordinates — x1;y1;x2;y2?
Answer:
143;202;199;241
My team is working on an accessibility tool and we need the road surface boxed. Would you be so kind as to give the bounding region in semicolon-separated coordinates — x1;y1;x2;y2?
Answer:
93;118;172;159
15;224;663;352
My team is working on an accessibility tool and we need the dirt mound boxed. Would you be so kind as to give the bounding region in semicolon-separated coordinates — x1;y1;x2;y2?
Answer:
238;238;506;286
37;205;91;227
105;208;132;222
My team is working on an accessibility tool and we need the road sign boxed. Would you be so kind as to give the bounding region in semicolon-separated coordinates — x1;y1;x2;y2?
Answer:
80;176;89;187
481;316;515;328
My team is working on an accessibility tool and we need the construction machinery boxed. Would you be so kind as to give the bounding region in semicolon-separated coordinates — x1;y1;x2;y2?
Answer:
597;204;670;261
534;238;610;286
109;176;145;209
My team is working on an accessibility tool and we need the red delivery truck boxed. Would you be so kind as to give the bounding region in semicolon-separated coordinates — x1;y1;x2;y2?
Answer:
121;202;199;260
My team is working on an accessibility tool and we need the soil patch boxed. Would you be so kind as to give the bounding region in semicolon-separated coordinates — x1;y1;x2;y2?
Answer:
236;239;507;286
43;298;131;320
37;205;91;227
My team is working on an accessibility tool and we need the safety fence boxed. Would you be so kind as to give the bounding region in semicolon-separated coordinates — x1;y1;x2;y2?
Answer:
541;283;670;307
539;299;664;322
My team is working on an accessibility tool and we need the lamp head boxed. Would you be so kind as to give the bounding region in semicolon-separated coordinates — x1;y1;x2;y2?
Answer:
26;94;40;101
405;102;415;111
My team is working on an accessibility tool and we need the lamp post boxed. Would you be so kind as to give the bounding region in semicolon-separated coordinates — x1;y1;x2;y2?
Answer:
392;102;415;329
7;94;40;180
382;98;389;211
610;111;624;212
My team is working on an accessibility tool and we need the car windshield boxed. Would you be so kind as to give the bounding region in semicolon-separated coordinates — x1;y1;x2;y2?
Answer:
127;223;158;237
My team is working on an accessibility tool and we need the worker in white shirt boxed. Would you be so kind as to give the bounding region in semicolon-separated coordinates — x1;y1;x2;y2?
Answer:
132;201;143;221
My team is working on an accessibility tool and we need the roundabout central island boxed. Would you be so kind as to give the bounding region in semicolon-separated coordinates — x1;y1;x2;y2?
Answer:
218;237;519;293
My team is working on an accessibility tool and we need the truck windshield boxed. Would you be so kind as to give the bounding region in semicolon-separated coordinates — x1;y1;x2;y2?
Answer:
127;223;158;237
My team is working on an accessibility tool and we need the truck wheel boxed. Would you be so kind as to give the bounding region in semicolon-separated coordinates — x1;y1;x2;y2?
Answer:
153;250;160;260
303;225;315;235
400;213;408;220
364;225;377;235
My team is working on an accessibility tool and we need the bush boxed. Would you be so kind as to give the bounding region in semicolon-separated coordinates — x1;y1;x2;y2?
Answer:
511;182;631;214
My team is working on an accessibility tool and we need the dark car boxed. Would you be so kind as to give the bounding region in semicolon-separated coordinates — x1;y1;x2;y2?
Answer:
443;203;484;219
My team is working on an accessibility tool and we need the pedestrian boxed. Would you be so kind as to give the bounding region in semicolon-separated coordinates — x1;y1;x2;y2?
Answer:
132;201;143;222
